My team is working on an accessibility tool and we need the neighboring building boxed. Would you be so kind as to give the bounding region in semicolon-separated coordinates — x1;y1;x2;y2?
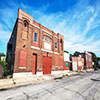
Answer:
72;56;84;71
81;51;93;69
6;9;64;75
0;56;6;61
64;52;71;70
97;59;100;68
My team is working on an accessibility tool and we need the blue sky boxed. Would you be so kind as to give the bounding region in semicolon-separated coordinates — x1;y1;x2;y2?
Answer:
0;0;100;57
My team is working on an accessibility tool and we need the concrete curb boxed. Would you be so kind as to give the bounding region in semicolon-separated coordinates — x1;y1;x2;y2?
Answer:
0;69;94;90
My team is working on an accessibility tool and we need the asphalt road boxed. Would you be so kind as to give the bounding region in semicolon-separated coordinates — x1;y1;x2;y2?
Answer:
0;70;100;100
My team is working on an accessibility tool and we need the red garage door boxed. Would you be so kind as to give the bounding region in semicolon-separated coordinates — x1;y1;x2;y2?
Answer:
43;56;52;74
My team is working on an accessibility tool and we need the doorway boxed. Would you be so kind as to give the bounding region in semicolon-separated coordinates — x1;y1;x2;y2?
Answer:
43;55;52;74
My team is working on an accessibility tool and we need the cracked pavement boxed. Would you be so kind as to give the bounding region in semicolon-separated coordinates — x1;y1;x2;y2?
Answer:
0;70;100;100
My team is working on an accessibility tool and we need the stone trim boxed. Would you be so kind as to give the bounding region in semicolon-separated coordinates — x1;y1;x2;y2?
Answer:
41;48;53;53
31;46;40;50
42;29;53;36
32;24;40;29
54;52;59;55
19;67;26;69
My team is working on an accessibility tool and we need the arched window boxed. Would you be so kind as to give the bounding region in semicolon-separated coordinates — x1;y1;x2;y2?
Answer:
60;39;63;51
23;20;28;28
22;20;29;40
43;35;52;44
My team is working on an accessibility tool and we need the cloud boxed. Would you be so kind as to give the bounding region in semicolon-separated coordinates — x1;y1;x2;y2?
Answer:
0;0;100;57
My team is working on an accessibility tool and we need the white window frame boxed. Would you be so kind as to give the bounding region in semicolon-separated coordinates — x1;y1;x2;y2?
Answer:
33;32;38;43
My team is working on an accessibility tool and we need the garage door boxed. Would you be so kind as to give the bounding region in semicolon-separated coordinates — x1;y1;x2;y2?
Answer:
72;62;77;71
43;56;52;74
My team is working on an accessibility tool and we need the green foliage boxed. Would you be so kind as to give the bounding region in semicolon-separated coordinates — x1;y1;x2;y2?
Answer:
64;50;72;58
74;51;80;56
0;53;5;56
9;74;13;78
97;57;100;60
64;50;69;53
0;60;9;76
89;52;97;67
12;79;16;84
70;54;73;57
97;57;100;68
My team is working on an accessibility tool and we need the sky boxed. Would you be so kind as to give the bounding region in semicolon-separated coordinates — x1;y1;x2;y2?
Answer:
0;0;100;57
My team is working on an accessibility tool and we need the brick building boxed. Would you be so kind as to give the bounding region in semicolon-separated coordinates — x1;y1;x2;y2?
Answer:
64;52;71;71
72;56;84;71
6;9;64;75
81;51;93;69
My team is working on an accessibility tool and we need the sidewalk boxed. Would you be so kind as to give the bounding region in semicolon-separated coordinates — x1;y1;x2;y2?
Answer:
0;69;94;89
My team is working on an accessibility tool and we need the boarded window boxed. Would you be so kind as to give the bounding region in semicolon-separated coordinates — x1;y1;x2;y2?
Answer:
22;31;28;39
22;20;28;40
19;50;26;67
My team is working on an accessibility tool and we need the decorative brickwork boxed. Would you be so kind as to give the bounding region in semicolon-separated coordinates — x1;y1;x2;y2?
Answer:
7;9;64;74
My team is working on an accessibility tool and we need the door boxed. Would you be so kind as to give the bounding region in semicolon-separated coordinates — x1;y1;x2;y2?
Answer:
43;56;52;74
72;62;77;71
32;54;37;74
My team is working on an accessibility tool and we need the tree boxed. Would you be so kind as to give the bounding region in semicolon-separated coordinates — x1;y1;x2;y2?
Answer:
97;57;100;68
0;53;5;56
89;52;97;67
74;51;80;56
0;60;9;77
64;50;69;53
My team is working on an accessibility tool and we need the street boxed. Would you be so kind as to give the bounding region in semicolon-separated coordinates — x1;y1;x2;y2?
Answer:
0;70;100;100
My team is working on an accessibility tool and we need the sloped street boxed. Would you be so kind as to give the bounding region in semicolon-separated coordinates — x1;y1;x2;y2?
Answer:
0;70;100;100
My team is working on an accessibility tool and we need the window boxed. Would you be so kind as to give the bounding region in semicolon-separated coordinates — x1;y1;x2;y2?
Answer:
43;36;52;44
45;37;47;41
19;50;26;67
24;20;28;28
22;20;28;40
55;41;57;49
66;62;68;67
50;39;52;44
42;36;44;40
60;39;63;51
34;32;38;42
48;37;49;42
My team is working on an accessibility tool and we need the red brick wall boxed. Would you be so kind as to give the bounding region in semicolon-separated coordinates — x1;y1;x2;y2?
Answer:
64;61;70;70
13;9;64;73
85;53;93;69
31;27;40;47
72;57;84;71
